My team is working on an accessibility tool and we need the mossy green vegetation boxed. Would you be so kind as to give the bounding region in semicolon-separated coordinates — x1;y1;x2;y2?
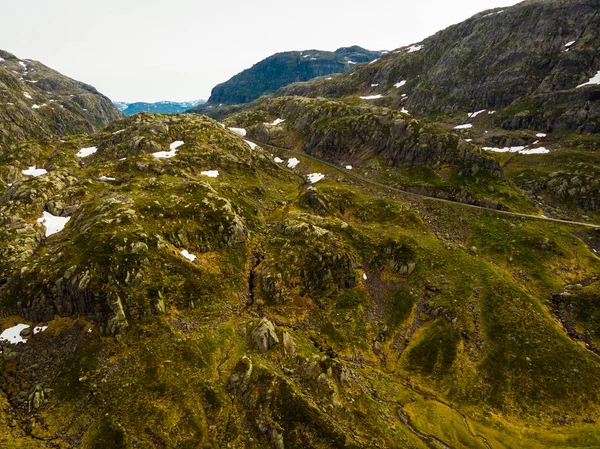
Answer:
0;112;599;448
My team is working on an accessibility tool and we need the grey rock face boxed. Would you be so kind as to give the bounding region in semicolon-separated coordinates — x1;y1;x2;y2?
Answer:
191;46;382;109
251;318;279;353
275;0;600;133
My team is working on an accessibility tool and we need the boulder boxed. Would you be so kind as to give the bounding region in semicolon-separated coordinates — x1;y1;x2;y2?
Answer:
282;331;296;356
251;318;279;353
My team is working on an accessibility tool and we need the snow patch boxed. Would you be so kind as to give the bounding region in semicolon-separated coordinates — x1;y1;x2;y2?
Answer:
200;170;219;178
483;146;549;154
112;129;125;135
76;146;98;158
98;176;116;181
23;92;32;99
536;133;547;138
180;250;197;262
22;166;47;177
520;147;550;154
394;80;407;88
483;146;525;153
453;124;473;129
37;211;70;237
576;70;600;88
363;273;367;280
360;94;383;100
274;157;284;163
170;141;184;151
287;158;300;168
345;165;353;170
565;40;576;47
264;118;285;126
468;109;486;118
307;173;325;183
153;141;184;159
407;45;423;53
0;324;30;344
369;58;380;64
371;83;379;87
484;10;504;17
228;127;246;136
244;140;258;150
401;107;410;114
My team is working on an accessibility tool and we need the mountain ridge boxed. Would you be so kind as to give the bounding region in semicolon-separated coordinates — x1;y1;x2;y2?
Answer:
115;99;206;115
189;45;382;114
0;49;122;145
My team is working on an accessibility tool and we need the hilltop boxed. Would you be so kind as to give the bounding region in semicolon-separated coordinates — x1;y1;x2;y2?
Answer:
189;46;382;115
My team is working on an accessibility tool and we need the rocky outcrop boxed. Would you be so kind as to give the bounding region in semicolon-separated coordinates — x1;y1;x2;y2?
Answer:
251;318;279;353
520;171;600;211
225;96;503;177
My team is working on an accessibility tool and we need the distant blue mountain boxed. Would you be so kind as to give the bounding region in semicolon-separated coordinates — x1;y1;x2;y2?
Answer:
114;99;206;116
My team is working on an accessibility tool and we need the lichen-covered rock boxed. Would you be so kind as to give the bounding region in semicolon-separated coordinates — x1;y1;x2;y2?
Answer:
282;331;295;356
251;318;279;353
229;356;253;392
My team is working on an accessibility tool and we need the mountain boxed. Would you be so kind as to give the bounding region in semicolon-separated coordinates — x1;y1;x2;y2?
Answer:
0;49;122;145
274;0;600;134
116;99;206;116
1;1;600;448
0;112;599;448
189;46;382;114
112;101;130;111
202;0;599;223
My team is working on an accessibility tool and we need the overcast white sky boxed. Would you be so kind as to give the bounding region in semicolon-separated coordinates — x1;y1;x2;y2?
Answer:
2;0;522;103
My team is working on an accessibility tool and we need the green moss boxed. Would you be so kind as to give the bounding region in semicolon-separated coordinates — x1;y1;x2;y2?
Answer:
406;319;459;375
335;289;365;309
89;416;129;449
387;286;415;328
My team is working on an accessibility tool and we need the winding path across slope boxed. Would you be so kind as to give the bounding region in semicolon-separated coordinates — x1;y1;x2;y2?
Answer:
248;138;600;230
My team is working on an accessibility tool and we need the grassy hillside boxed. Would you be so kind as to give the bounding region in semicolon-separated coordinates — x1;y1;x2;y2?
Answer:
0;113;599;448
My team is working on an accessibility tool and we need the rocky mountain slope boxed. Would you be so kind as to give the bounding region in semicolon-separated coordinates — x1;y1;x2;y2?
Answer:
274;0;600;134
190;46;382;114
0;112;599;448
219;96;535;211
0;1;599;448
0;50;122;145
200;0;599;223
115;99;206;116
